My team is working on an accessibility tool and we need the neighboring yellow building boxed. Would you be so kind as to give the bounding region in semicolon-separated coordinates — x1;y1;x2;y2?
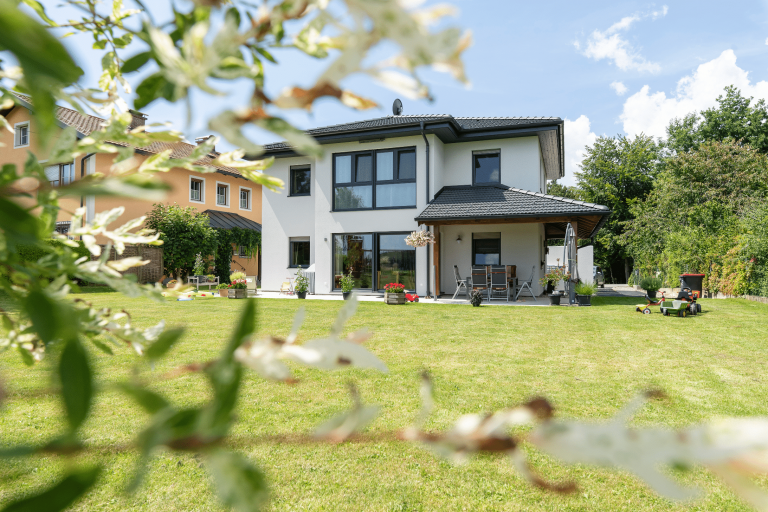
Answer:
0;95;261;281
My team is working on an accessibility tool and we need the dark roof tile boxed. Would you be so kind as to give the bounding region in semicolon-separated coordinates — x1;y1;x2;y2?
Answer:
203;210;261;231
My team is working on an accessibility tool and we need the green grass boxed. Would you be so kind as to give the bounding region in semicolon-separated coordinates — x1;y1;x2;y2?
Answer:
2;293;768;511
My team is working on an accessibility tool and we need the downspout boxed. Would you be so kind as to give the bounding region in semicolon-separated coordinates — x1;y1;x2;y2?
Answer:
420;122;431;298
79;153;95;240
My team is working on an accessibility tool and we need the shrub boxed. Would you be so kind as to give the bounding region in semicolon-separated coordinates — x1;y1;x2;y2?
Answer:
469;290;484;306
294;269;309;293
575;281;596;296
339;271;354;293
230;271;246;281
639;276;663;292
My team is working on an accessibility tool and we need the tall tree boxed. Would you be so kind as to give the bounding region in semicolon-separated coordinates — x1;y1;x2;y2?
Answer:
666;86;768;154
577;134;660;282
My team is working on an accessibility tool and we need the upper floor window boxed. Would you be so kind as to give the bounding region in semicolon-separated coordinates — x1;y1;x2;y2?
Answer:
473;150;500;185
333;147;416;211
238;245;249;258
240;187;251;210
190;177;205;203
44;162;75;187
14;122;29;148
216;183;229;206
290;166;311;196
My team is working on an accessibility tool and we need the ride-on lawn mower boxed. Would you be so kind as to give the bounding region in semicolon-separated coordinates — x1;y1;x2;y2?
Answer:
636;292;666;314
660;287;702;316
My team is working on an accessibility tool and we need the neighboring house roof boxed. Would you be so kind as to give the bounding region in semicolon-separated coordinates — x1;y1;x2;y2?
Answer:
260;114;565;180
414;184;610;239
203;209;262;232
5;93;245;179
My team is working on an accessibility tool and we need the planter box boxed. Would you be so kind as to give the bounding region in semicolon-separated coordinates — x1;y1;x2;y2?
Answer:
385;292;406;305
297;291;307;299
228;289;247;299
577;294;592;306
548;294;562;306
219;290;228;297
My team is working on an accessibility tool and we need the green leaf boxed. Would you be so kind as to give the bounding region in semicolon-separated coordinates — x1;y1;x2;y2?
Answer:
0;197;40;249
122;51;152;73
113;33;133;49
134;72;175;110
0;164;16;187
59;337;93;431
90;339;114;355
16;345;34;366
254;47;277;64
92;39;107;50
0;466;99;512
207;451;268;512
144;327;184;362
0;445;36;458
22;290;67;345
224;299;255;362
20;0;57;26
116;383;170;414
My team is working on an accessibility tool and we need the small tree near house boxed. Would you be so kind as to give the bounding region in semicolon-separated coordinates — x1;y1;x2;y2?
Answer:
146;203;218;281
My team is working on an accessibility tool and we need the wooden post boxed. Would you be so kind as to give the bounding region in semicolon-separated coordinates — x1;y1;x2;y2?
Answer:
433;228;441;297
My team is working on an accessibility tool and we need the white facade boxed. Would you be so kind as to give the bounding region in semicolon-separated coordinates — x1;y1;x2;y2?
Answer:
261;131;552;296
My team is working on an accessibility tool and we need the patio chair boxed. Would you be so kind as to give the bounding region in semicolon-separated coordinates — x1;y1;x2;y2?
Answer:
489;265;509;302
471;266;489;302
515;265;536;301
452;265;469;300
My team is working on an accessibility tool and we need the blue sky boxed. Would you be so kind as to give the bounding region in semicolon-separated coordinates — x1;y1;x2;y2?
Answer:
37;0;768;185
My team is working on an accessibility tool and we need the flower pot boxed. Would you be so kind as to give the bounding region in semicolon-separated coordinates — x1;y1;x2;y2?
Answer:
548;293;562;306
576;294;592;306
297;291;307;299
219;290;228;297
342;292;352;300
546;283;554;295
646;289;657;299
385;292;406;305
228;289;247;299
472;302;481;307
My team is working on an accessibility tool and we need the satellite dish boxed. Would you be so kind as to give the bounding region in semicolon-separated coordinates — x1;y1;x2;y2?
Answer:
392;98;403;116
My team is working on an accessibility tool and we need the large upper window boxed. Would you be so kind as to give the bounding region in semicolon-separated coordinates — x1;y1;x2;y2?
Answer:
44;162;75;187
472;232;501;265
290;166;311;196
473;150;500;184
333;147;416;210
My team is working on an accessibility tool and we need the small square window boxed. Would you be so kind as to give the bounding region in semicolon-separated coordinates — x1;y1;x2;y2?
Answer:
15;123;29;148
290;167;311;196
238;245;249;258
217;183;229;206
190;178;204;202
473;151;500;184
240;188;251;210
290;238;310;268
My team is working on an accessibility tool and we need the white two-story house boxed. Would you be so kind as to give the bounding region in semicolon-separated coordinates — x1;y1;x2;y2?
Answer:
259;113;609;297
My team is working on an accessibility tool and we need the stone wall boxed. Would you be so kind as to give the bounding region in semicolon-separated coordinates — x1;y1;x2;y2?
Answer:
100;245;164;284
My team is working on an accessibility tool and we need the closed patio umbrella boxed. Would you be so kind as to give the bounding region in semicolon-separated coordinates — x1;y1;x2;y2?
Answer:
563;223;578;304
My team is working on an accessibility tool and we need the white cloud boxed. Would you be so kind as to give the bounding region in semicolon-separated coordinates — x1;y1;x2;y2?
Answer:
765;37;768;45
610;81;628;95
620;49;768;138
578;9;666;73
562;115;597;186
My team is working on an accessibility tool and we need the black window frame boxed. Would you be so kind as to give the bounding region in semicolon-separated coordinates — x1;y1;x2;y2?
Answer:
471;233;501;266
289;165;312;197
331;231;416;292
472;150;501;185
332;146;417;211
289;238;311;268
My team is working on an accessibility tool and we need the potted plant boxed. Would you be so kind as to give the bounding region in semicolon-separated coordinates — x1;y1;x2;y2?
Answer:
339;271;354;300
192;253;206;282
384;282;406;304
539;266;569;306
640;276;663;299
575;281;596;306
216;283;229;297
294;269;309;299
166;279;177;288
469;290;483;307
228;278;248;299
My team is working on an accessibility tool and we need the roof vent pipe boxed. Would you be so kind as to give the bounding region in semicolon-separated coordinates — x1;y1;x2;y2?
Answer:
128;109;147;130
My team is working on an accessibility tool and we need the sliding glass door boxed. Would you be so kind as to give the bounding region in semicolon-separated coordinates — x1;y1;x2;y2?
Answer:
333;232;415;291
377;234;415;290
333;234;373;289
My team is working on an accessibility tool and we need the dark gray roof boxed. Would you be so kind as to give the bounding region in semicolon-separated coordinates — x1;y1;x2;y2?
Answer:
415;184;609;237
203;210;262;231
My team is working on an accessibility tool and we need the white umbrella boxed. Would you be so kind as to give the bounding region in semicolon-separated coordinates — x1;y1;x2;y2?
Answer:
564;223;579;283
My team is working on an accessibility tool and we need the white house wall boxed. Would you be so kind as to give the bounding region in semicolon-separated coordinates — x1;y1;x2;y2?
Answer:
262;136;430;295
441;136;542;191
438;223;544;297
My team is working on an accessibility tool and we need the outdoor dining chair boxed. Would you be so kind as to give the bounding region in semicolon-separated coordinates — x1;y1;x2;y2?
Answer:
471;266;489;301
515;265;536;301
452;265;469;300
489;265;509;302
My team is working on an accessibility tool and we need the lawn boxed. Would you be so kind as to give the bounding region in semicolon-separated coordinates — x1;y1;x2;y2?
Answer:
2;292;768;511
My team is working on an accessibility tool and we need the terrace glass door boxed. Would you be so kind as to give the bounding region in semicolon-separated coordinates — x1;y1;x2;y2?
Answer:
377;234;415;291
333;234;373;289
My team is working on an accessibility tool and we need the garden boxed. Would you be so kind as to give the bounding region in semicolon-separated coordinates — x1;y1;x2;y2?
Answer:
2;291;768;511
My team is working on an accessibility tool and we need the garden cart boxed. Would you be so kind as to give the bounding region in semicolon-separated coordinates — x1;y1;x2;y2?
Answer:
660;300;690;317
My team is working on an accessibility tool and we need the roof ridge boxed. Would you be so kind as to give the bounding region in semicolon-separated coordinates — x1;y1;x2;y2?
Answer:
508;186;608;210
453;116;560;120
